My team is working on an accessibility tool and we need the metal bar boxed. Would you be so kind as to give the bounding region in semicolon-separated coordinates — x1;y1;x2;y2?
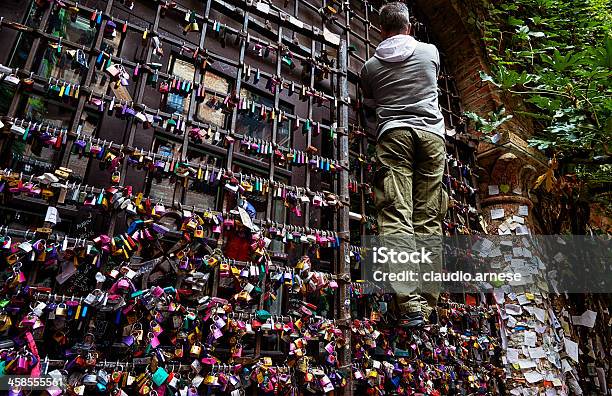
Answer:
265;22;283;223
108;2;161;236
180;0;214;205
60;0;117;168
5;5;53;118
336;38;352;396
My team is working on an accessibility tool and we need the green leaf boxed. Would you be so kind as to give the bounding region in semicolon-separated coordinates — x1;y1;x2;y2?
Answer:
507;16;525;26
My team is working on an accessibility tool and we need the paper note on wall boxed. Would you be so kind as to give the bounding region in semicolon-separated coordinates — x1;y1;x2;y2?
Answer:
528;347;546;359
571;310;597;328
323;27;340;46
523;330;537;347
45;206;60;225
516;225;530;235
524;370;544;383
256;2;270;13
564;338;579;363
491;208;505;219
506;348;519;363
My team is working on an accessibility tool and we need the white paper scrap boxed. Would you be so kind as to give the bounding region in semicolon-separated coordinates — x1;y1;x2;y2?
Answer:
516;225;530;235
45;206;60;225
528;347;546;359
506;304;523;316
518;360;537;369
523;331;537;347
256;2;270;13
507;348;520;363
571;310;597;328
564;337;579;363
561;359;573;373
533;307;546;323
524;370;544;383
491;208;505;219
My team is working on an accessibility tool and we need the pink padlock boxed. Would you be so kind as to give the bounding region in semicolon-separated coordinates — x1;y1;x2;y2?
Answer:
117;278;130;290
149;332;160;348
151;286;164;297
15;355;28;374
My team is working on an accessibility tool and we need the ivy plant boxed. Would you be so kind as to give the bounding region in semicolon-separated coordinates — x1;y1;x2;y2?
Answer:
467;0;611;180
465;0;612;229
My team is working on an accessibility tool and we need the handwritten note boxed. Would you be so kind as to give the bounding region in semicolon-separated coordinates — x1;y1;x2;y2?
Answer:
518;360;537;369
524;370;543;383
491;208;505;219
523;330;537;347
506;348;520;363
533;307;546;323
528;347;546;359
516;225;530;235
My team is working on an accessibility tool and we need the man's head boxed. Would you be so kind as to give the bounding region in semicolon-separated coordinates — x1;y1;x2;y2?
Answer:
379;2;411;39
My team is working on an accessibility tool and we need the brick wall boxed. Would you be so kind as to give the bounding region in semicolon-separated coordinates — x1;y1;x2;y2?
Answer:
415;0;533;140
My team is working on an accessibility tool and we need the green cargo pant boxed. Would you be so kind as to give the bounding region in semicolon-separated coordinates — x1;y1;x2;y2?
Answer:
374;128;447;316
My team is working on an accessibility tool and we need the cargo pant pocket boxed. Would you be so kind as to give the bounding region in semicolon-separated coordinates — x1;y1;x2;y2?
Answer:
439;189;449;221
421;187;448;233
374;165;397;211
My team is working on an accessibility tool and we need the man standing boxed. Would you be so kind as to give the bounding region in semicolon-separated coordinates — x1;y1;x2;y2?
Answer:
360;2;447;327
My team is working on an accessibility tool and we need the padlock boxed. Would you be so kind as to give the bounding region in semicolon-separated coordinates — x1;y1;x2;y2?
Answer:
133;328;144;342
193;225;204;238
231;343;243;358
190;343;202;357
55;303;67;316
326;351;337;364
97;369;110;385
82;372;98;386
16;355;28;372
150;320;163;336
111;170;121;184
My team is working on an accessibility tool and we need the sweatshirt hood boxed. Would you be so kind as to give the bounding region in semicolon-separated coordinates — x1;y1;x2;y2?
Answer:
374;34;417;62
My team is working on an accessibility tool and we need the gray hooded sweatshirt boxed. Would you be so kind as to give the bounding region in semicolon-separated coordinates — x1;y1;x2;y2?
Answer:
360;34;445;139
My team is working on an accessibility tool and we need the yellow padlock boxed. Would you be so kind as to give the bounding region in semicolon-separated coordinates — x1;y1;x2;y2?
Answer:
207;256;218;267
186;218;198;230
55;303;67;316
190;343;202;357
203;374;217;385
0;315;12;332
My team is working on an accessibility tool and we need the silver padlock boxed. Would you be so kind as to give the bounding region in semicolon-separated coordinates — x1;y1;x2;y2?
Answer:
82;372;97;386
97;369;110;384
